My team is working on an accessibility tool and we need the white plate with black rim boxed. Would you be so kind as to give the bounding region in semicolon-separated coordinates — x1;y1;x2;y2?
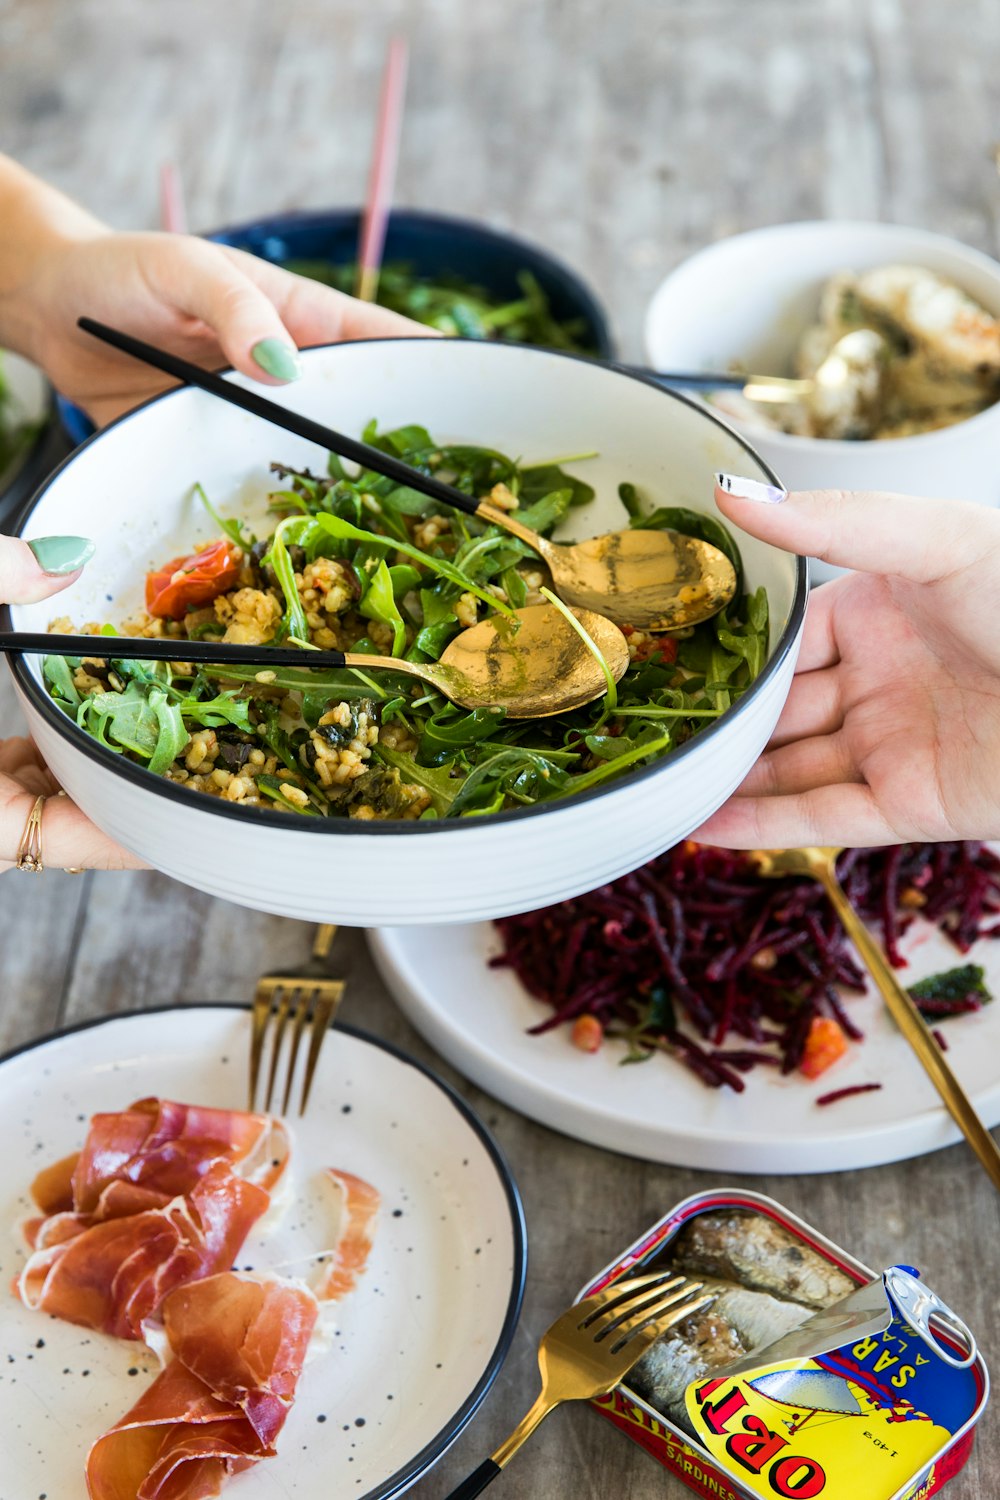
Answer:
369;913;1000;1175
0;1005;526;1499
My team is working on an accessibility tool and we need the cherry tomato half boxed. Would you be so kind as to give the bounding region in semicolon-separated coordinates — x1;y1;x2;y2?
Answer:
146;540;243;620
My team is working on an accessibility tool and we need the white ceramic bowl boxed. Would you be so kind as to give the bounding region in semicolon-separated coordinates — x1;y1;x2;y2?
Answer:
7;340;806;925
645;221;1000;583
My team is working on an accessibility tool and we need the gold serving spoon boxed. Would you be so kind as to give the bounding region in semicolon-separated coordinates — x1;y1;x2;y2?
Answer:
77;318;739;633
4;604;629;720
748;846;1000;1192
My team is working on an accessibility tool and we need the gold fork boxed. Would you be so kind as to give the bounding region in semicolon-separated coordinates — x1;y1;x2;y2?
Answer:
748;846;1000;1191
441;1271;710;1498
248;924;345;1116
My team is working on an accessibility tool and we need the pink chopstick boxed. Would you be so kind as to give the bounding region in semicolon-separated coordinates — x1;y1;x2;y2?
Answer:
355;35;409;301
159;161;188;234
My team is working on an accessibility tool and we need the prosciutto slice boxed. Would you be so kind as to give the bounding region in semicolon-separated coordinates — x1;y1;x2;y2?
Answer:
18;1163;269;1340
315;1169;381;1302
16;1099;285;1340
86;1275;318;1500
71;1097;284;1211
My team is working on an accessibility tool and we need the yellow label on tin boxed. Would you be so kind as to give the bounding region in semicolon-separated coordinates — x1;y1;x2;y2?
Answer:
685;1357;949;1499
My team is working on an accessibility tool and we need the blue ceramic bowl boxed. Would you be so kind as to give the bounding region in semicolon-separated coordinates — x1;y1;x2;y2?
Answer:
58;208;614;446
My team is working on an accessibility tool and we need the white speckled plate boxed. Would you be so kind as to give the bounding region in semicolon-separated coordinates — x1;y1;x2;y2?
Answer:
0;1006;525;1499
370;909;1000;1175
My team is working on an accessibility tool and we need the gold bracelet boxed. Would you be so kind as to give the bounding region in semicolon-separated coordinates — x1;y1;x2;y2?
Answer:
15;794;47;873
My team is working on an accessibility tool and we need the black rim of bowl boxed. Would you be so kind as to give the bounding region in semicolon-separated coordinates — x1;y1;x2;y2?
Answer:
5;338;808;839
0;1002;529;1500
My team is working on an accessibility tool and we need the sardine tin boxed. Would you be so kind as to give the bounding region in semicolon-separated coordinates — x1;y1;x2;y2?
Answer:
579;1190;989;1500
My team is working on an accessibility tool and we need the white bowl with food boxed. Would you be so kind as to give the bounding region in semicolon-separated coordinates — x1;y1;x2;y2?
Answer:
645;221;1000;583
6;339;806;925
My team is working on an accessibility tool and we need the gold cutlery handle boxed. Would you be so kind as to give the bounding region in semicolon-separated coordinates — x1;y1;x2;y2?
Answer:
491;1391;558;1469
818;865;1000;1190
442;1394;557;1500
313;924;337;960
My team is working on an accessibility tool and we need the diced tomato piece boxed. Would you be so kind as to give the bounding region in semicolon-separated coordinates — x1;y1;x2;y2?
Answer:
800;1016;849;1079
571;1015;604;1053
145;540;243;620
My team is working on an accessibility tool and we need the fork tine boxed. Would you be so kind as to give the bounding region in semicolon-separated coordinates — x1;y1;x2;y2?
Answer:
281;991;313;1116
605;1284;707;1356
299;982;345;1115
589;1277;699;1341
249;990;273;1111
262;988;293;1113
576;1270;680;1322
579;1273;687;1330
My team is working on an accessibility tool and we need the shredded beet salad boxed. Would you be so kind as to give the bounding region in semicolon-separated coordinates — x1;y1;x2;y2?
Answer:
490;842;1000;1095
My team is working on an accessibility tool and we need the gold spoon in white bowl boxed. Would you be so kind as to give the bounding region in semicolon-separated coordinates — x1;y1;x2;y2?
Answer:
3;604;629;719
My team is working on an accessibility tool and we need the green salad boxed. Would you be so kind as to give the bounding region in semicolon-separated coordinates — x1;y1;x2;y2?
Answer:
285;261;595;351
43;425;769;821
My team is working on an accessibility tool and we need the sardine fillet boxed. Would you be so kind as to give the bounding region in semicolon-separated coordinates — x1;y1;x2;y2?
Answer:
628;1282;810;1434
670;1210;855;1309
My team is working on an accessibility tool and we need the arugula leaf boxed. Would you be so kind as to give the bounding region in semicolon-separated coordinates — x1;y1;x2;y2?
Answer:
44;656;82;709
262;518;308;641
374;745;461;815
618;481;643;519
148;693;189;775
311;512;515;616
177;691;253;731
360;559;406;656
83;682;161;758
195;482;254;550
412;586;460;661
513;488;573;536
518;465;594;509
446;748;572;817
563;733;672;795
500;565;528;609
205;663;393;699
420;706;507;758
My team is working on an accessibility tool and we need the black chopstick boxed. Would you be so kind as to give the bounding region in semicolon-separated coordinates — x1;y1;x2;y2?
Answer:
1;632;357;673
77;317;484;519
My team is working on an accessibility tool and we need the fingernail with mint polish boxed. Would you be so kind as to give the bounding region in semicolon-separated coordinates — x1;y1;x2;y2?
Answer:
27;536;95;576
716;472;787;504
251;338;303;382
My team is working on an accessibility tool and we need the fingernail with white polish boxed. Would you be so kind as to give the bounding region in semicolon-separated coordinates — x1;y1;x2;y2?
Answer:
716;472;787;504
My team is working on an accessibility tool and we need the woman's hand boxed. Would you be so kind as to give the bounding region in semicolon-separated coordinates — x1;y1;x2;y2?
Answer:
694;479;1000;849
27;232;424;427
0;538;143;873
0;155;426;428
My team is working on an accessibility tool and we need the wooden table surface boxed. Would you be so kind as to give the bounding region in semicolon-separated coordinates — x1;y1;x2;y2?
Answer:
2;2;998;1495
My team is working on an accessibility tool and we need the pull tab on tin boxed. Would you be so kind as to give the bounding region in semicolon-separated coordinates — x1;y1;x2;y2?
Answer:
884;1266;977;1370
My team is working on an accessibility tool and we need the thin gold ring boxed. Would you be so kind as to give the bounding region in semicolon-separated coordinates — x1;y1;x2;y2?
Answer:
15;794;47;874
